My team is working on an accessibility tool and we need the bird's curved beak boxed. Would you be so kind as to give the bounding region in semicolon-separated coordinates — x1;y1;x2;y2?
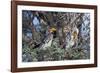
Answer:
49;28;56;33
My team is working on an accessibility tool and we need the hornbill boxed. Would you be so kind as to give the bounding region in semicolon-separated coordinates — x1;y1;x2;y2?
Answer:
64;26;79;49
29;27;57;50
40;27;57;50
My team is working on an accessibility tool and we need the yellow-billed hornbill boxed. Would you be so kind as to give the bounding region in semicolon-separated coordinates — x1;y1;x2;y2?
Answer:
40;27;57;50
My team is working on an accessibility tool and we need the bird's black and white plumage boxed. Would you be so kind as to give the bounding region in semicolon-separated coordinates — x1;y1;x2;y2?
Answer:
40;28;56;50
65;26;79;49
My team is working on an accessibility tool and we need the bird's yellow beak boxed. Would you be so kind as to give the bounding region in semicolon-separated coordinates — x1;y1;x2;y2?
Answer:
50;28;56;33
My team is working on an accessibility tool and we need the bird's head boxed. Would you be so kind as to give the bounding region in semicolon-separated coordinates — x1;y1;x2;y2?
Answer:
49;27;57;38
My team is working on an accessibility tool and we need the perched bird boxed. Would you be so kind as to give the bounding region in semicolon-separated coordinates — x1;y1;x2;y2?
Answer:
63;26;79;49
71;27;79;42
40;27;57;50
